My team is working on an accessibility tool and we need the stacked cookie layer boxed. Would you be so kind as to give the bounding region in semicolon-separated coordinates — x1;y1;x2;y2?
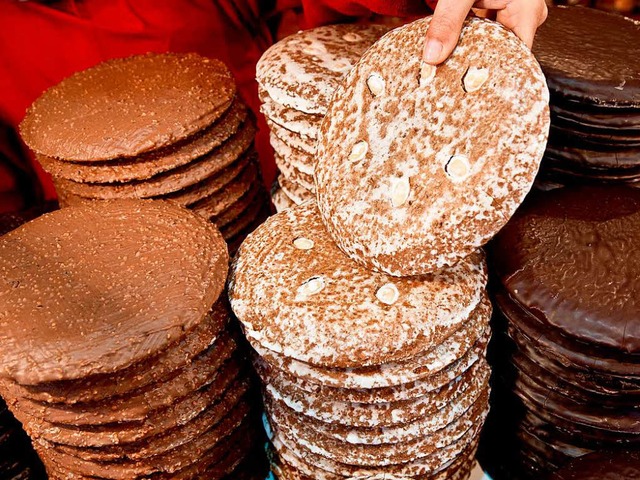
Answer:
532;6;640;188
480;185;640;479
20;53;269;253
0;200;265;480
229;202;492;479
256;24;388;210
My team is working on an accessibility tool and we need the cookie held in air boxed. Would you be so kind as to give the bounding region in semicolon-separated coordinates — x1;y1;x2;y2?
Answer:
315;16;550;276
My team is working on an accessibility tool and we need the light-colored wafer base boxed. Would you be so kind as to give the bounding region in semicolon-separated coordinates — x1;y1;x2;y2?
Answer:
315;17;550;276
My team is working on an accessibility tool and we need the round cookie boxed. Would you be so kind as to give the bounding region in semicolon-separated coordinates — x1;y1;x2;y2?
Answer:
164;153;255;208
550;102;640;131
274;154;315;192
0;200;228;384
273;414;485;477
20;376;250;449
228;201;488;369
20;53;235;161
256;24;388;115
268;119;316;155
265;363;489;437
492;185;640;353
315;17;550;276
54;381;249;463
36;100;247;183
533;6;640;108
39;402;250;478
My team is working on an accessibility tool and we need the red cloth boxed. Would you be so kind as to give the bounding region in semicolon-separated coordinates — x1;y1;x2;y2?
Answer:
0;0;434;212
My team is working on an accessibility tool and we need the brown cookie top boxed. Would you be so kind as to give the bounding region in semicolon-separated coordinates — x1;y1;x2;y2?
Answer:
0;200;228;384
228;201;487;368
256;24;388;115
533;6;640;108
492;185;640;353
20;53;235;161
315;17;550;276
36;100;248;183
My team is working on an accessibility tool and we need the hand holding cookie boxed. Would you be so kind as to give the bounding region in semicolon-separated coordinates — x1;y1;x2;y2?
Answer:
423;0;549;64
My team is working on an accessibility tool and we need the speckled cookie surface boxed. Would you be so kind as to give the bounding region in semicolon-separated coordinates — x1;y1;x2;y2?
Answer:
265;360;489;431
273;414;485;477
315;17;550;276
0;200;228;384
256;24;388;115
228;202;487;368
21;53;235;161
36;101;247;183
269;120;316;155
533;6;640;107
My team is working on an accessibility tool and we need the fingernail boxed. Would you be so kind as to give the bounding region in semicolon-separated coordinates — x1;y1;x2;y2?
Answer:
423;38;443;64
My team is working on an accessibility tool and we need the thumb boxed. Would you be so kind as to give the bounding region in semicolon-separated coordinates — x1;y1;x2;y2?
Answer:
423;0;476;65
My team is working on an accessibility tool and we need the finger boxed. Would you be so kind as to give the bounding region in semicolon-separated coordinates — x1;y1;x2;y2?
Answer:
496;1;548;48
423;0;475;65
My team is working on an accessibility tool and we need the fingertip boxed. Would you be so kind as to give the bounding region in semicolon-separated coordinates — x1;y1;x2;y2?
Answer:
422;37;444;64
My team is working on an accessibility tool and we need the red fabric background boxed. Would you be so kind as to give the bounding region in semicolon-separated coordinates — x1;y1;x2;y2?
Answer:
0;0;434;213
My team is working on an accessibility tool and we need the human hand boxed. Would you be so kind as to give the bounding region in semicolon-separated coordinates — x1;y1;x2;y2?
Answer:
422;0;548;64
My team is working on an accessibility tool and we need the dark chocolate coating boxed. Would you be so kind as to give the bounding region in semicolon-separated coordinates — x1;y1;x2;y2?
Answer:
533;6;640;107
493;185;640;353
550;450;640;480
